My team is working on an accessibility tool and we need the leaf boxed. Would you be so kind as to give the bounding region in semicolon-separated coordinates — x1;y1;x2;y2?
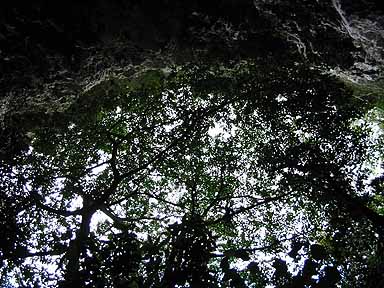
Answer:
247;261;259;274
288;240;303;258
220;257;230;271
235;250;250;261
248;262;268;286
319;266;341;286
224;249;250;261
310;244;327;260
302;259;318;278
223;269;246;288
273;259;288;275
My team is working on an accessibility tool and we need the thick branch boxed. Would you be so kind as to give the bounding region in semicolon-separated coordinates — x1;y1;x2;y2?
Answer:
32;193;83;217
61;201;95;288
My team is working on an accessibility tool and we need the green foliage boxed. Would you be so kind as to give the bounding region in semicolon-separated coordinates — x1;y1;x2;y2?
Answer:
0;60;383;287
343;78;384;114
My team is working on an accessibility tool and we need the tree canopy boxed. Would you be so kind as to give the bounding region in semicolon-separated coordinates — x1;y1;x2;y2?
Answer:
1;60;383;287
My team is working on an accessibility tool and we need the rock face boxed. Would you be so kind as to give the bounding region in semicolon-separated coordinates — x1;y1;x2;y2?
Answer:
0;0;383;160
341;0;384;16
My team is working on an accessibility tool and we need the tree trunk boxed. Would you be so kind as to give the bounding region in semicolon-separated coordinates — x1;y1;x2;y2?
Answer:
61;207;95;287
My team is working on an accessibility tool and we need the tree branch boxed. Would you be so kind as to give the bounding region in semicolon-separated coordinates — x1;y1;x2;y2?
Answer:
208;192;292;225
100;206;167;223
31;192;83;217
